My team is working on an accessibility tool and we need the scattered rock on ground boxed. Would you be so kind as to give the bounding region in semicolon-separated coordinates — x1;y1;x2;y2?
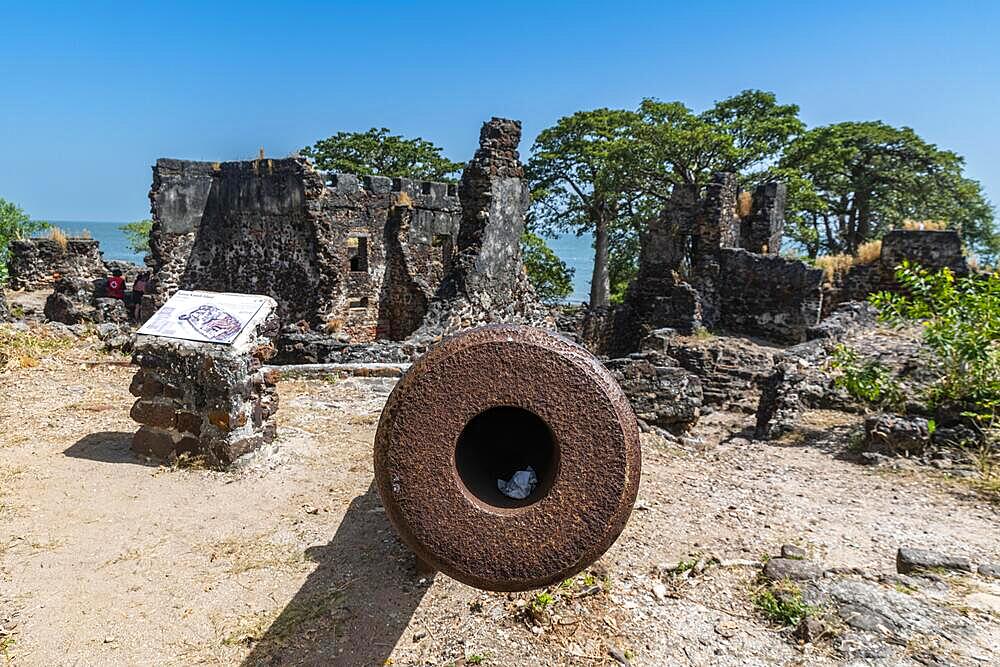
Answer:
864;414;932;456
896;547;973;574
763;557;824;581
780;544;806;560
978;563;1000;579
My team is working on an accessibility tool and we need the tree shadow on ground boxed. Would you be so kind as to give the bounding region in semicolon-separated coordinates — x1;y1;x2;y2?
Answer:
766;422;864;460
241;482;432;666
63;430;157;466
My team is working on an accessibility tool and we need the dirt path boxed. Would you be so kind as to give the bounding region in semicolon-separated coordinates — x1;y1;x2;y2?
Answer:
1;342;998;665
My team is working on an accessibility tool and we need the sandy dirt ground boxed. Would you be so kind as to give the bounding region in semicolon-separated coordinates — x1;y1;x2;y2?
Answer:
1;337;998;666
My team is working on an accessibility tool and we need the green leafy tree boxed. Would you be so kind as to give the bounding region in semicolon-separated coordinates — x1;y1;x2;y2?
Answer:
1;197;48;283
529;93;801;306
528;109;641;307
778;121;997;258
634;90;803;197
301;128;462;181
521;231;574;304
119;219;153;254
608;224;640;303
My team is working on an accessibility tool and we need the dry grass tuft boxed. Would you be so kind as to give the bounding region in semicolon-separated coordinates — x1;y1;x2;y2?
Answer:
323;318;344;334
901;219;948;231
737;191;753;218
855;240;882;265
205;533;307;575
814;254;854;284
0;327;74;371
815;240;883;283
47;227;69;253
394;191;414;209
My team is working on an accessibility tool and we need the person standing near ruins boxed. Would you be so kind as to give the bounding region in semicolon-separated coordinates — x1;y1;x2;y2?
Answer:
106;268;126;301
130;271;149;320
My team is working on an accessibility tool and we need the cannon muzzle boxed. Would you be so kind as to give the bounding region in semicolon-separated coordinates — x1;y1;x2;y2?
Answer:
374;325;641;591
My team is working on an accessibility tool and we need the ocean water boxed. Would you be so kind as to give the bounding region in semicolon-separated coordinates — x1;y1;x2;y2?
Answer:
545;233;594;303
45;221;595;303
43;221;145;265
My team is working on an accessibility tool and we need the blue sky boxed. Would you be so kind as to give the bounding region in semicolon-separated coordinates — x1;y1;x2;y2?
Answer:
1;0;998;222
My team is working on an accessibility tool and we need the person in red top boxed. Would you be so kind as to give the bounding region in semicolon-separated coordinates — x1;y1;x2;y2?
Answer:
106;269;126;300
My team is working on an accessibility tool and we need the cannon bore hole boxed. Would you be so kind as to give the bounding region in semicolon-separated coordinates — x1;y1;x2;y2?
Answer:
455;406;559;509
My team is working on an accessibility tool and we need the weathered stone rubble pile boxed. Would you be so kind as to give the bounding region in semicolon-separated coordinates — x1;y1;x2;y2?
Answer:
752;543;1000;664
41;276;134;350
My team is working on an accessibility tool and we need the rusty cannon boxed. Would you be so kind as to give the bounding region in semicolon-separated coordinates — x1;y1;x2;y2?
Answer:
374;325;641;591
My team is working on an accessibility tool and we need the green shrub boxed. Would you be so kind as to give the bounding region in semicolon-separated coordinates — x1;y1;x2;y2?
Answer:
521;231;574;304
830;344;903;406
753;583;814;626
119;219;153;254
870;262;1000;420
1;197;49;283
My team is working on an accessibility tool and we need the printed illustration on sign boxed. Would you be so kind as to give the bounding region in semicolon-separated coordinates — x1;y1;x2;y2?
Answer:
178;304;244;341
137;290;269;345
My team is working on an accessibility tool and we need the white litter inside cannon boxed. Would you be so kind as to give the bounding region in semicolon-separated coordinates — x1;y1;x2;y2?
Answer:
497;466;538;499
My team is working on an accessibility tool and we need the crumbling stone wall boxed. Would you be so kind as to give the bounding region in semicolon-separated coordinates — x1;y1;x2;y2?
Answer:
323;173;460;341
881;229;967;275
740;182;786;254
144;158;461;341
0;289;9;321
691;173;740;329
6;238;107;290
718;249;824;344
604;185;702;355
142;159;216;319
600;174;818;354
409;118;552;344
129;299;279;466
823;230;969;315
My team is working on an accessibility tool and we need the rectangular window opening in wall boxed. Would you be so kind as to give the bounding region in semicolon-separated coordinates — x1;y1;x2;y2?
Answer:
432;234;450;248
348;236;369;272
348;296;369;310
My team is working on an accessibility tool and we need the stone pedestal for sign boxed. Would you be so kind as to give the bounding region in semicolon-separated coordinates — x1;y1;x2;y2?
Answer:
128;297;279;466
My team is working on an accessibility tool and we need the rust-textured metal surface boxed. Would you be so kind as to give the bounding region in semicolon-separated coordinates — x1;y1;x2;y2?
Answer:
374;324;641;591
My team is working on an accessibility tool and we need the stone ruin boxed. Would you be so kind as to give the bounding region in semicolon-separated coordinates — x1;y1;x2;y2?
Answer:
582;174;824;356
407;117;551;343
822;229;968;315
6;237;107;290
85;113;967;462
143;157;461;341
128;296;280;466
143;118;550;364
569;174;979;440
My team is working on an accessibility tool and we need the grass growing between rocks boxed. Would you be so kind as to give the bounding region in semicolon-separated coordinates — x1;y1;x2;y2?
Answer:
0;327;73;371
753;580;815;627
511;567;612;631
829;344;902;407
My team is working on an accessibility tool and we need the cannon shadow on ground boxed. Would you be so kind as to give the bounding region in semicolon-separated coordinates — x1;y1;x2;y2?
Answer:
63;430;157;466
241;481;432;666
